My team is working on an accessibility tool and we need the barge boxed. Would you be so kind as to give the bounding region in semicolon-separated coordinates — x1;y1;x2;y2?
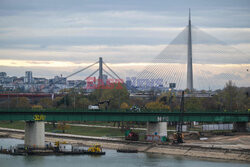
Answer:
0;143;105;156
117;149;138;153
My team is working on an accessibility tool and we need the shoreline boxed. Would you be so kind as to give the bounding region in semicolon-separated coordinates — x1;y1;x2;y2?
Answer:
0;127;249;162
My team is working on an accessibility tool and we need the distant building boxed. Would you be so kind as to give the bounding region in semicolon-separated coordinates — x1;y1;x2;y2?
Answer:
103;74;108;84
24;71;33;84
33;77;48;84
13;77;24;84
126;80;132;87
1;76;15;84
53;75;66;84
126;79;132;90
67;80;76;87
0;72;7;78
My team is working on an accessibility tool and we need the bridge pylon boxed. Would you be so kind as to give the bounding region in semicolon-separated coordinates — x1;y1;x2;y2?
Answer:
99;57;103;81
187;8;193;91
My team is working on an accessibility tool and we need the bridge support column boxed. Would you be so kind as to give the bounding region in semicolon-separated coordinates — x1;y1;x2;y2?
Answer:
147;122;167;137
24;121;45;148
233;122;247;132
247;123;250;132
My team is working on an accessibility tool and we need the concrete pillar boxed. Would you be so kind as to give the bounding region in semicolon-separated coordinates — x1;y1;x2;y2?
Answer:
147;122;167;137
247;122;250;132
233;122;247;132
24;121;45;148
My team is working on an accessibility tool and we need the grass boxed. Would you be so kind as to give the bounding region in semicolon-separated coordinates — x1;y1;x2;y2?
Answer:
0;121;144;138
0;121;25;130
45;123;127;137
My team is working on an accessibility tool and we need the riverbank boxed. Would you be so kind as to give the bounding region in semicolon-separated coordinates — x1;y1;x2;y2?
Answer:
0;127;250;162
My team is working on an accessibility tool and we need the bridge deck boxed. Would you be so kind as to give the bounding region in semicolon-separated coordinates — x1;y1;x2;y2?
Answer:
0;109;249;122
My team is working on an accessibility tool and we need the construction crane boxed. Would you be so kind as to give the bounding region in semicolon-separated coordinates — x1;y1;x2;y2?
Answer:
173;91;184;144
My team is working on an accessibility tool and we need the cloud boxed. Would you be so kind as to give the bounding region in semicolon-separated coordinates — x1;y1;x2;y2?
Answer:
212;73;243;80
0;0;249;90
0;42;249;65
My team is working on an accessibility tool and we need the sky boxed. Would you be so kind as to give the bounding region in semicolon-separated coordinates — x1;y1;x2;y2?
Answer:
0;0;249;88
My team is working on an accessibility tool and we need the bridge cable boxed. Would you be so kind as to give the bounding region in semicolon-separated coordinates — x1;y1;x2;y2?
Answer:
103;62;122;81
73;69;99;89
103;69;116;79
51;61;98;86
64;61;98;79
40;61;98;92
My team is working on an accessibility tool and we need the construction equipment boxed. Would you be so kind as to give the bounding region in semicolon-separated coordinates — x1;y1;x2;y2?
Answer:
173;132;184;143
88;144;102;153
54;141;67;148
98;100;111;110
130;105;141;112
125;129;139;141
88;105;100;110
173;91;185;144
88;99;111;110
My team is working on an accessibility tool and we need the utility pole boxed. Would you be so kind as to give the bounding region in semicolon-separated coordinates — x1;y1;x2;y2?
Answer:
7;92;9;110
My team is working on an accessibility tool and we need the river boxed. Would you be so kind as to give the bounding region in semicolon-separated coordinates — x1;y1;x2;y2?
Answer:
0;138;249;167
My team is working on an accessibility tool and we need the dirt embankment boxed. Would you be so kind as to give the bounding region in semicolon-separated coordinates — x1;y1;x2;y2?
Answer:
0;128;250;162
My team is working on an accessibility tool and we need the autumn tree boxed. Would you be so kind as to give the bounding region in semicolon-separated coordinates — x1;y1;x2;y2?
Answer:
90;83;130;109
76;97;91;109
10;97;31;109
145;101;170;110
32;104;43;110
185;97;204;111
120;102;129;109
39;97;53;109
218;81;249;111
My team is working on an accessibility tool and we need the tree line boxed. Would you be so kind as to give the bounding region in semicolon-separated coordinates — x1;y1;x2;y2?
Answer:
0;81;249;111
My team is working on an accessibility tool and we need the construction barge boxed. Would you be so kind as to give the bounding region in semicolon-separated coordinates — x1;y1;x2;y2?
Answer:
0;142;105;156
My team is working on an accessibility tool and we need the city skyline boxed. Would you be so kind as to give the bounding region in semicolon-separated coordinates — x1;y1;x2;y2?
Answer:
0;0;250;89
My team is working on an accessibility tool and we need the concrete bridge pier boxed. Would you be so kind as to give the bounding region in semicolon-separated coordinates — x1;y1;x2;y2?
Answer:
233;122;247;132
24;121;45;148
146;122;167;137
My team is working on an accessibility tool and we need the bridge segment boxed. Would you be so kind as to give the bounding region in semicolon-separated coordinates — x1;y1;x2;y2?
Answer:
1;110;249;147
0;110;249;122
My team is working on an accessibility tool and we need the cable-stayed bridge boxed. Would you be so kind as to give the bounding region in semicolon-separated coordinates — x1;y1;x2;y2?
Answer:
136;10;249;90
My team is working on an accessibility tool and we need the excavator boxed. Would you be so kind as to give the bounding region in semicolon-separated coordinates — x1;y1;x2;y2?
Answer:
173;132;184;143
125;129;139;141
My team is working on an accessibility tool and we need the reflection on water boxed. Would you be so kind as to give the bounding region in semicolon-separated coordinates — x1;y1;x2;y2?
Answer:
0;138;249;167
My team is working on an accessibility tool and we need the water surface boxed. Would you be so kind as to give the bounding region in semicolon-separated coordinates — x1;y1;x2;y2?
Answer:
0;138;249;167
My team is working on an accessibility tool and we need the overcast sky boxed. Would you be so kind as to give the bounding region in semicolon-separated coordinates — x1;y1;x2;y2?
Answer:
0;0;249;88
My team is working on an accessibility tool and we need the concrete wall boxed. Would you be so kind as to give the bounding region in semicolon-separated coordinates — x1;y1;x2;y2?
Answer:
24;121;45;148
147;122;167;137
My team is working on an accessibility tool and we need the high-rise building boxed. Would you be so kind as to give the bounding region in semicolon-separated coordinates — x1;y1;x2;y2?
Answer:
24;71;33;84
103;74;108;84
